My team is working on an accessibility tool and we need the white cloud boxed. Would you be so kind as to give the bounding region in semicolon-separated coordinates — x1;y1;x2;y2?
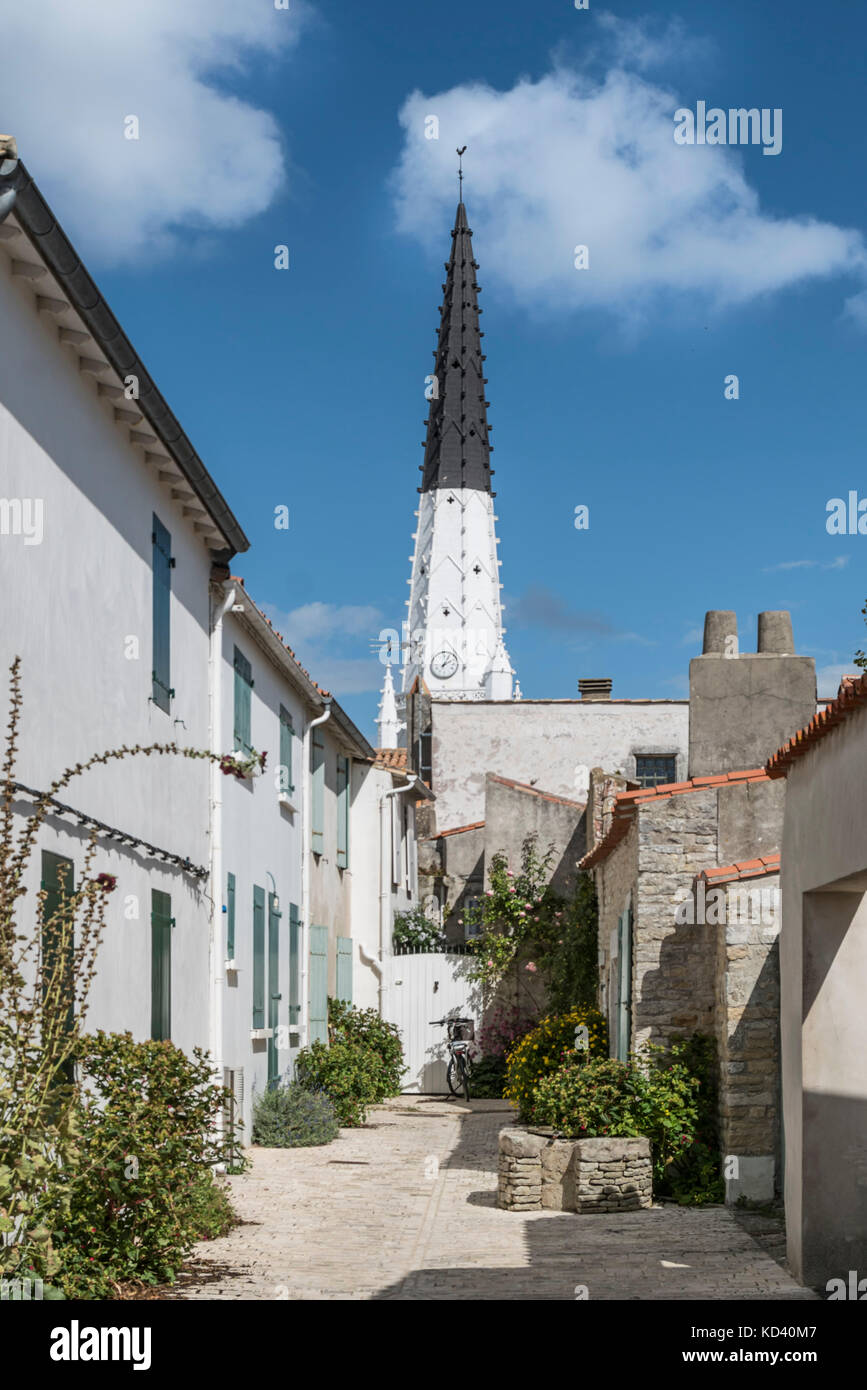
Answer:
261;600;385;697
1;0;308;262
763;556;850;572
392;33;865;326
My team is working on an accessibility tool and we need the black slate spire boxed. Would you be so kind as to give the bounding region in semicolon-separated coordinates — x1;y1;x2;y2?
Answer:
421;201;493;494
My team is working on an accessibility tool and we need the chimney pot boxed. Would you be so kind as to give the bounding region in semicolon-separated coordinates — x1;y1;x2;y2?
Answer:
579;678;612;701
757;611;794;654
702;611;737;655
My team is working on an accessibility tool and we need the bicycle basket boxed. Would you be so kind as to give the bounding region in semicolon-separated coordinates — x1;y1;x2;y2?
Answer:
449;1019;474;1042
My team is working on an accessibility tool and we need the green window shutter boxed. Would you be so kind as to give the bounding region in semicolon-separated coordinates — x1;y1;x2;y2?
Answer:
336;936;353;1004
279;705;294;795
233;647;253;756
151;515;173;713
226;872;236;959
151;889;173;1041
267;893;282;1087
309;925;328;1045
616;906;633;1063
288;902;301;1025
41;851;75;1040
336;756;350;869
252;885;266;1029
311;729;325;853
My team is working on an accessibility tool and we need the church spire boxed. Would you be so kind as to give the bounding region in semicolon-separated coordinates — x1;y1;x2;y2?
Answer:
401;176;514;703
421;199;493;495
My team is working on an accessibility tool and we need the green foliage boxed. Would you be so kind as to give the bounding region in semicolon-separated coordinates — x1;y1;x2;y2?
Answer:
42;1031;237;1298
477;1003;538;1059
466;1054;507;1099
532;1047;700;1189
464;838;556;986
653;1033;725;1205
855;598;867;671
539;873;599;1012
252;1081;339;1148
294;998;406;1127
504;1008;607;1120
392;905;443;952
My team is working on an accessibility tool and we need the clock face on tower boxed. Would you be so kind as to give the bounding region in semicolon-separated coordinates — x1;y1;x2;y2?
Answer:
431;649;459;680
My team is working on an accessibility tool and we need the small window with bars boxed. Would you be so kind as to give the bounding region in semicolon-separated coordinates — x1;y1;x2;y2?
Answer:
634;755;677;788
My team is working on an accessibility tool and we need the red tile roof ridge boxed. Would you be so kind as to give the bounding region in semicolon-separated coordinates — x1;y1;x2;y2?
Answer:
487;773;585;809
438;820;486;838
698;854;781;886
767;671;867;777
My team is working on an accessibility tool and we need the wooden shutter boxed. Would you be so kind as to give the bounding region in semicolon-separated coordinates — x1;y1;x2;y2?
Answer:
288;902;301;1026
311;729;325;853
226;871;236;959
308;924;329;1044
279;706;294;794
252;885;265;1028
233;647;253;755
151;515;172;712
41;851;75;1037
151;889;173;1041
391;796;401;886
336;755;350;869
336;936;353;1004
267;893;282;1086
616;905;633;1062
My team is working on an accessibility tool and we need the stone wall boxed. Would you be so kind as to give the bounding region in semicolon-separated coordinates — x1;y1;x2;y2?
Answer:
715;874;781;1201
498;1129;652;1213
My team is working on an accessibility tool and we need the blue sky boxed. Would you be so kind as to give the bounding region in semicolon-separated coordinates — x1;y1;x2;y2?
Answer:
6;0;867;733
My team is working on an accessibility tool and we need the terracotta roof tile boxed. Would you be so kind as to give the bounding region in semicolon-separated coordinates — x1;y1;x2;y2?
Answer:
437;820;486;838
698;854;780;887
488;774;585;810
767;672;867;778
579;767;769;870
373;748;408;772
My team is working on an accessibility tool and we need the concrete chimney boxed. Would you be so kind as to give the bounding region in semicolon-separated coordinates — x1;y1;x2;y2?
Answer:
757;611;794;655
702;610;738;654
579;678;612;701
688;609;815;777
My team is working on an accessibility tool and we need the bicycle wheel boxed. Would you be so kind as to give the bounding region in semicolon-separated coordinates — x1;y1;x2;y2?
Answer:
461;1053;470;1102
446;1055;464;1098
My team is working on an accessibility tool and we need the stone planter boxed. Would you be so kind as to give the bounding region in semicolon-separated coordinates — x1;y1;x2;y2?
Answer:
497;1128;653;1213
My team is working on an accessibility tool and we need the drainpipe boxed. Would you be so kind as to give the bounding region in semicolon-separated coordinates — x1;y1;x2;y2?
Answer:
379;774;421;1012
301;699;331;1045
209;583;235;1091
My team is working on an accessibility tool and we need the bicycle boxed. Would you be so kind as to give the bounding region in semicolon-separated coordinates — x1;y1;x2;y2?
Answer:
430;1016;475;1101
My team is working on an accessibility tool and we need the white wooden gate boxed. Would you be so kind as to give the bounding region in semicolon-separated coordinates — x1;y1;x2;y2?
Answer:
382;949;481;1093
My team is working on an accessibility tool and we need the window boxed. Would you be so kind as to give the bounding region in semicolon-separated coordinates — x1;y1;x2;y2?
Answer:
151;889;173;1041
278;705;294;795
151;515;173;712
252;885;265;1029
418;730;432;786
226;871;236;959
288;903;301;1027
337;755;350;869
634;755;676;788
311;729;325;853
233;647;253;756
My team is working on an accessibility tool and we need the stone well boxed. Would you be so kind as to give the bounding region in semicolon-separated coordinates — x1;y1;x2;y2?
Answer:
497;1128;653;1213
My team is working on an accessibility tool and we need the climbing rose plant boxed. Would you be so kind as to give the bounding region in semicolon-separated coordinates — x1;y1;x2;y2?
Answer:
0;658;257;1284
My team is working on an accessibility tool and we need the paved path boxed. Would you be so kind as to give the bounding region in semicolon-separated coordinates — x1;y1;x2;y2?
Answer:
178;1096;817;1301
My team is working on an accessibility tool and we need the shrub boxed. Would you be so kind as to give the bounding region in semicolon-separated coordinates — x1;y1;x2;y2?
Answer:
531;1047;701;1191
539;873;599;1013
392;906;443;952
476;1003;537;1060
252;1082;339;1148
294;999;405;1127
47;1031;237;1298
653;1034;725;1205
504;1008;607;1120
466;1054;507;1099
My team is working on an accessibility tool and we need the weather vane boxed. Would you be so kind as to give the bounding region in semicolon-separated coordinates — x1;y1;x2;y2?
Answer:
457;146;467;201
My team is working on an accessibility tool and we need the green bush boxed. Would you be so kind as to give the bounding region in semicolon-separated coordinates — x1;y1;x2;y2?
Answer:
531;1047;701;1190
654;1034;725;1205
504;1008;607;1120
466;1054;507;1099
540;873;599;1012
252;1082;339;1148
294;999;406;1127
47;1031;237;1298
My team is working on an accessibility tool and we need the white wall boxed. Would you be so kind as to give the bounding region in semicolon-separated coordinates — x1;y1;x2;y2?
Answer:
0;252;214;1053
431;699;689;830
350;764;416;1012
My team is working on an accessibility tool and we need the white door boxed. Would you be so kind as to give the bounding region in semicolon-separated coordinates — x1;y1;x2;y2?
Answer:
382;950;479;1093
